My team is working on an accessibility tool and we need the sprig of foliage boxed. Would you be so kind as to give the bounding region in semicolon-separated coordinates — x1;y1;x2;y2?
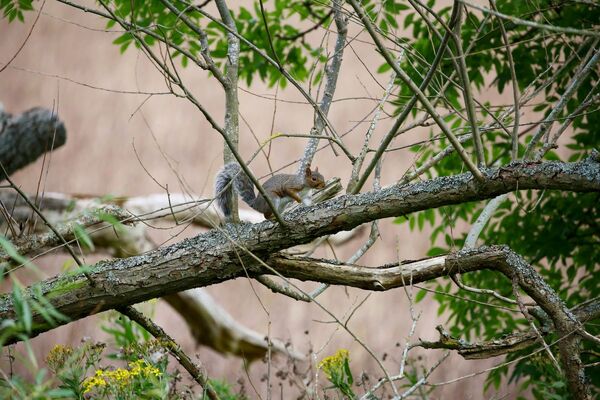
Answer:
319;349;356;399
0;0;33;22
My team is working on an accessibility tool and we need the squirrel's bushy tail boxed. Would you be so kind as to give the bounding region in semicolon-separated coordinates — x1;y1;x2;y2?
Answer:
215;163;256;217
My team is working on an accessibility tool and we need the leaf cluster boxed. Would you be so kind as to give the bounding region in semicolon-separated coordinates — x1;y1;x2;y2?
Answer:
394;1;599;397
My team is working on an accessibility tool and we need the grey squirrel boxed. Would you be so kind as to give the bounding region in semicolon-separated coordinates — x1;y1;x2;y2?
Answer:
215;163;325;219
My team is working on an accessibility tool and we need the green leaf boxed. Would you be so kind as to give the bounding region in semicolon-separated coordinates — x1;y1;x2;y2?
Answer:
415;289;427;303
73;224;94;251
12;283;32;334
0;236;35;272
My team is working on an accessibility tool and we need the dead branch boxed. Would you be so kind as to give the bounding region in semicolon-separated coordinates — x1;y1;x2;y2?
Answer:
0;106;66;181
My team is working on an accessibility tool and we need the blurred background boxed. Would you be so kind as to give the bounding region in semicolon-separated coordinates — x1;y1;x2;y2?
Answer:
1;1;519;398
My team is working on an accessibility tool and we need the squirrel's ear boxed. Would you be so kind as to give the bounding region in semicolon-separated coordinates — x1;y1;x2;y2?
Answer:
315;166;319;173
305;166;311;176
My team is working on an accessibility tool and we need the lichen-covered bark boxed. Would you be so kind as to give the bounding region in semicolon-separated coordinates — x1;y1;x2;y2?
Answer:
1;158;599;343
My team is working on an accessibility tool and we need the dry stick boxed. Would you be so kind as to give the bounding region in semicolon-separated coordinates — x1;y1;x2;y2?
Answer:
542;90;600;157
347;50;403;192
0;0;46;74
449;259;518;306
579;329;600;347
183;1;355;162
524;43;600;159
399;39;584;185
299;0;348;173
254;275;310;302
0;198;19;238
460;0;600;38
161;1;226;85
511;278;562;373
427;327;581;387
213;0;241;222
347;0;484;184
117;306;220;400
490;0;520;160
351;4;459;193
451;1;485;166
309;220;380;298
398;352;449;399
101;0;285;225
360;352;449;400
463;193;509;250
397;274;421;382
257;0;282;66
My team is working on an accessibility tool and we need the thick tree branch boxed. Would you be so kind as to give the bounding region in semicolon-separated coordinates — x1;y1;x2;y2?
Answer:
0;107;66;181
0;204;132;263
1;158;599;343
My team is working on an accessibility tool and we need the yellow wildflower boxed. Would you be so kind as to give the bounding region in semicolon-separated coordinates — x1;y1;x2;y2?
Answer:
128;359;162;378
83;360;162;394
319;349;350;379
83;376;107;394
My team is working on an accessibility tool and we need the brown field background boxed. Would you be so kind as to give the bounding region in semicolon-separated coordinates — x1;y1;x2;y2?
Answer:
1;1;527;398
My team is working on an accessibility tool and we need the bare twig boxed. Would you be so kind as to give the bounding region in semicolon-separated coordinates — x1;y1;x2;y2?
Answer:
460;0;600;38
183;1;355;161
511;279;562;371
347;51;402;193
0;0;46;74
524;43;600;159
299;0;348;172
347;0;484;182
490;0;520;160
451;1;485;166
539;85;600;159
